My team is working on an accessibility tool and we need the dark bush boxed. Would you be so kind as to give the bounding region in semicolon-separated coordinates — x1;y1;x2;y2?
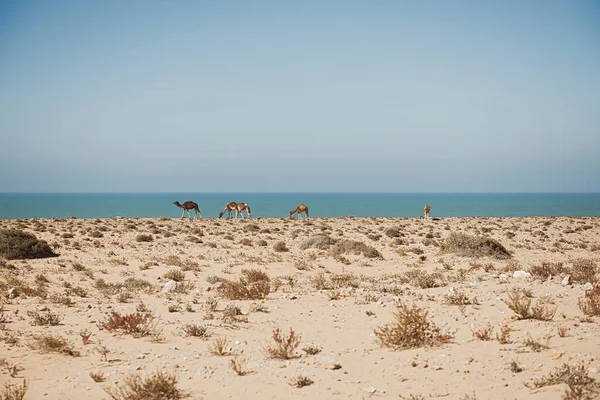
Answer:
0;229;58;260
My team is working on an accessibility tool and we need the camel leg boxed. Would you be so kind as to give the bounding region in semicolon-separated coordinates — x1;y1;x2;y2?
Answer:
181;209;185;218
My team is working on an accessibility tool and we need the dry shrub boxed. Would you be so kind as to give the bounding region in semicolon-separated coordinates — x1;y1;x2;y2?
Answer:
527;363;598;400
135;234;153;243
104;370;186;400
496;324;512;344
331;239;383;259
217;269;270;300
472;324;493;341
384;227;402;238
289;376;313;388
503;291;556;321
229;357;247;376
183;324;210;339
1;379;28;400
27;310;63;326
90;372;106;382
578;285;600;317
524;334;550;352
163;270;185;282
300;235;337;250
440;233;510;259
444;289;477;305
266;328;302;359
571;259;598;284
103;312;157;337
403;270;446;289
273;241;289;252
29;334;79;356
311;272;359;290
529;262;566;280
375;303;453;350
210;336;229;356
0;229;58;259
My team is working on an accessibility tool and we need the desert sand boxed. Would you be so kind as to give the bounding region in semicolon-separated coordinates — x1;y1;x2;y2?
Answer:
1;216;599;400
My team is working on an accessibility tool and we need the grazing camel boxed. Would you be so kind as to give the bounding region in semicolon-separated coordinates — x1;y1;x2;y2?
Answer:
235;202;252;218
218;202;238;219
424;204;432;218
173;201;201;218
289;204;309;218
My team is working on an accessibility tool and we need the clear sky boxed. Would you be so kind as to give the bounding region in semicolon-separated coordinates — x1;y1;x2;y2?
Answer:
1;0;598;193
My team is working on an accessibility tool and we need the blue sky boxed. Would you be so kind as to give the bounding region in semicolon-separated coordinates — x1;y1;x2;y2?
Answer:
1;0;598;192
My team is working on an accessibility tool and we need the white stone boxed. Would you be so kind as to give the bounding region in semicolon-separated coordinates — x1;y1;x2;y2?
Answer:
499;274;509;282
583;282;594;291
366;386;376;393
162;280;178;293
512;271;531;279
561;275;571;286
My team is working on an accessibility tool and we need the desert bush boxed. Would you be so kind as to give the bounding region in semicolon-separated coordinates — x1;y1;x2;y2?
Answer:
210;336;229;356
330;239;383;259
302;345;322;355
289;376;314;388
529;262;566;280
90;372;106;382
1;379;28;400
527;363;598;400
444;289;477;305
472;324;494;341
163;270;185;282
0;229;58;259
266;328;302;359
440;233;511;259
300;235;337;250
578;285;600;317
257;239;268;247
374;303;453;349
103;312;157;337
273;241;289;252
503;291;556;321
135;234;153;243
123;277;153;290
384;227;402;238
27;310;63;326
217;269;270;300
571;259;598;284
104;370;186;400
29;334;79;356
403;270;446;289
89;230;103;238
183;324;210;339
230;357;248;376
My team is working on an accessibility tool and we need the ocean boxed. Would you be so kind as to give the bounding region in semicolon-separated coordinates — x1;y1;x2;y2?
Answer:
0;193;599;219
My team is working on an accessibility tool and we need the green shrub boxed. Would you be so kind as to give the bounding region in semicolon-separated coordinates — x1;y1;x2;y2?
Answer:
440;233;510;259
0;229;58;260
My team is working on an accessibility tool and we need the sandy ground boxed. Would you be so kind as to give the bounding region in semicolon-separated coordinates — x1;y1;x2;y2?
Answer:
1;216;599;400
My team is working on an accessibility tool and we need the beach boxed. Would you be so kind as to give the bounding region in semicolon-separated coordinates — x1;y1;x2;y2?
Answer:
1;216;599;399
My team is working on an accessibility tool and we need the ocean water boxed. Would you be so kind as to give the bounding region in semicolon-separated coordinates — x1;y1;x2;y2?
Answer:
0;193;599;219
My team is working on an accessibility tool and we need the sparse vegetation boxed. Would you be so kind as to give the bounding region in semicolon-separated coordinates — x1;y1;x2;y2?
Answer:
104;370;186;400
103;312;157;337
266;328;302;359
0;379;28;400
503;291;556;320
289;376;314;388
217;269;270;300
0;229;58;259
375;303;453;349
527;363;598;400
440;233;511;259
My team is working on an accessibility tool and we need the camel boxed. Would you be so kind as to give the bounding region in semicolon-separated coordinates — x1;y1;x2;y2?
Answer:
218;202;238;219
424;204;432;218
173;201;201;218
234;202;252;218
289;203;309;218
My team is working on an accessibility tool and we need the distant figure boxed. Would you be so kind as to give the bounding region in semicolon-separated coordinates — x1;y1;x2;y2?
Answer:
218;202;238;218
289;204;309;219
424;204;432;218
173;201;201;218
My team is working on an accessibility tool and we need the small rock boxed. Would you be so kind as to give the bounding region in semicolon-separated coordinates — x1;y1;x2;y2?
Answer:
499;274;509;283
583;282;594;291
561;275;571;286
512;271;531;279
162;280;178;293
366;386;376;393
136;354;145;359
589;367;598;374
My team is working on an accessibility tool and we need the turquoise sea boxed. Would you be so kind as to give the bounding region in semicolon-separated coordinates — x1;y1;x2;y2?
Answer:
0;193;599;219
